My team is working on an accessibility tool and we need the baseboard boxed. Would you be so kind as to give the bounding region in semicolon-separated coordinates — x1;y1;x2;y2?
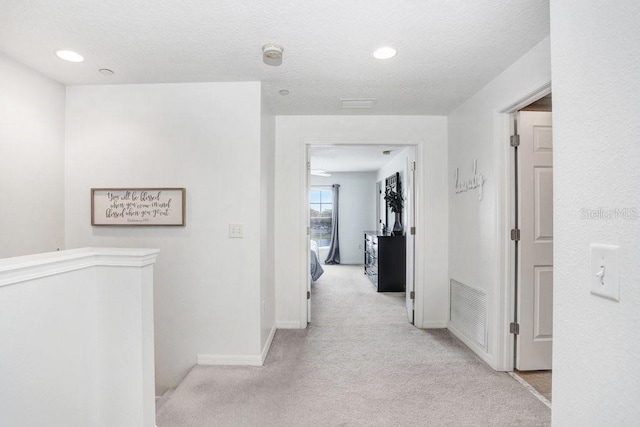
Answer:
261;325;277;364
447;321;496;369
276;320;302;329
197;326;277;367
197;354;263;366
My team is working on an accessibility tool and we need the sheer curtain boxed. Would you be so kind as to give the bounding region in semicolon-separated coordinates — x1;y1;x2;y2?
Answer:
324;184;340;264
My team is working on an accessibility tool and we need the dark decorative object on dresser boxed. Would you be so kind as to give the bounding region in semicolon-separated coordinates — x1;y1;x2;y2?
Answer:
363;231;406;292
384;172;404;236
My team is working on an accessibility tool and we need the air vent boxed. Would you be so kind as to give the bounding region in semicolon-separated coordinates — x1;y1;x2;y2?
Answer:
450;279;488;351
339;98;377;109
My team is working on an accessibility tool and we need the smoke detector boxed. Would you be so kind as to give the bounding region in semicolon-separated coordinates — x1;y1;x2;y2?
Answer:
263;44;284;66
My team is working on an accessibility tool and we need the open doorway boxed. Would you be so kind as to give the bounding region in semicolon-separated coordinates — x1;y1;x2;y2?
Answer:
509;93;553;403
304;144;418;326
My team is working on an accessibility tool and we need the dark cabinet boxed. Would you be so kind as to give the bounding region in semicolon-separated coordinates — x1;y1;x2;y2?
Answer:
364;231;406;292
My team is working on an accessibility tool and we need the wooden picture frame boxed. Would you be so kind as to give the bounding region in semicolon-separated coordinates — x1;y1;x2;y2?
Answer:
91;188;186;226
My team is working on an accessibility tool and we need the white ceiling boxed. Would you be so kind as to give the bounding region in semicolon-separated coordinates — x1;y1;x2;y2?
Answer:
0;0;549;115
310;146;407;173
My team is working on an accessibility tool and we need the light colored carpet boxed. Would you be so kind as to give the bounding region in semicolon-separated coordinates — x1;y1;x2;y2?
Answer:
157;265;551;426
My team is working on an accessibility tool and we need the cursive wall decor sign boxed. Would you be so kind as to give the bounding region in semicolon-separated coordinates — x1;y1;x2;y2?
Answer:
91;188;186;226
454;159;486;200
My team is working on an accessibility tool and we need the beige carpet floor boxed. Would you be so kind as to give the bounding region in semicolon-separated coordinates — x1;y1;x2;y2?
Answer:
156;264;551;426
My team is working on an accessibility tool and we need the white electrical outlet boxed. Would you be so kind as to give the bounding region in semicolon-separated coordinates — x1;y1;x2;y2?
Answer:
229;224;244;238
590;243;620;301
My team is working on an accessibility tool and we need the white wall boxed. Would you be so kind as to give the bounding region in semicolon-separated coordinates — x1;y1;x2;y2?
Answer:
0;248;158;427
275;116;448;329
0;54;65;258
550;2;640;424
447;37;551;367
260;91;276;352
310;172;377;264
64;82;264;394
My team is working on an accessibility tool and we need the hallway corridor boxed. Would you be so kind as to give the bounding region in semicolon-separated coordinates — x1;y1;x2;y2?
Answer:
156;265;550;426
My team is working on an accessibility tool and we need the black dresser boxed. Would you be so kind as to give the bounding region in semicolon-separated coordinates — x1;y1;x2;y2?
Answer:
364;231;406;292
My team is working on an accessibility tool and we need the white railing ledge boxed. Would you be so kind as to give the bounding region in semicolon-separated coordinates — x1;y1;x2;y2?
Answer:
0;247;160;287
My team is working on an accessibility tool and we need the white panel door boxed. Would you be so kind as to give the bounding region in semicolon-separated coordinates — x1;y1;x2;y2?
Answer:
376;181;384;231
517;111;553;370
306;154;311;325
405;151;416;324
307;234;311;323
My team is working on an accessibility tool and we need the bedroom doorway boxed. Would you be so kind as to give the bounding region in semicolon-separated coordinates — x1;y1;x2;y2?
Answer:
303;143;419;326
499;87;553;404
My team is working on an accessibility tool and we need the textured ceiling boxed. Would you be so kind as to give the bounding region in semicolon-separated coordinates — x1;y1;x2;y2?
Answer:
0;0;549;115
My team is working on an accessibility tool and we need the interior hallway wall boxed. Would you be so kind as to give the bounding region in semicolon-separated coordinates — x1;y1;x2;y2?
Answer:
260;90;276;351
275;116;448;329
64;82;264;394
0;54;65;258
447;36;551;367
310;172;377;264
550;2;640;424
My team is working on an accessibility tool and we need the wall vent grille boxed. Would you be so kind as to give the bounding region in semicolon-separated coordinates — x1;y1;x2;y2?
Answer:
450;279;488;351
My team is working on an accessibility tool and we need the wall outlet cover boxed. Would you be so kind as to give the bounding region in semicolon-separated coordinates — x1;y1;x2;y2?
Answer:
229;224;244;238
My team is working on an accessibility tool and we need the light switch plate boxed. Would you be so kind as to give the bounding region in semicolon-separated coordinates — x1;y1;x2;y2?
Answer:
590;243;620;301
229;224;244;238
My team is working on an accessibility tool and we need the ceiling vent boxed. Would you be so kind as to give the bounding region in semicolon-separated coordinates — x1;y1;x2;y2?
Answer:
339;98;377;109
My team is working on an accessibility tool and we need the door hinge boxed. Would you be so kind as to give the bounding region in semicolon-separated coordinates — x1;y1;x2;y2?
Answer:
411;161;416;171
510;134;520;147
510;228;521;241
307;161;311;170
307;291;311;299
510;322;520;335
307;226;310;236
410;226;416;235
410;291;415;300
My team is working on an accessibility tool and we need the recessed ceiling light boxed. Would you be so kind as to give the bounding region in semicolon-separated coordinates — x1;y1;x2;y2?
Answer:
373;47;397;60
99;68;114;76
279;89;290;96
55;50;84;62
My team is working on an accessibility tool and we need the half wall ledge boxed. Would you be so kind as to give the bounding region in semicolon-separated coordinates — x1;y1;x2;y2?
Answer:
0;247;160;287
0;247;160;427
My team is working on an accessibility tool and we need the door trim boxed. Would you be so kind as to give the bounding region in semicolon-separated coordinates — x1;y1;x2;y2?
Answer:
300;139;423;328
495;82;552;371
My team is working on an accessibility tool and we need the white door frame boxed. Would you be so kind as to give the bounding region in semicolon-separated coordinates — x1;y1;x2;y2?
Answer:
495;82;552;371
300;138;424;328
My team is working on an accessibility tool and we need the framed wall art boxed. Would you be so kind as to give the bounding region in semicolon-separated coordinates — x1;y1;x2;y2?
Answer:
91;188;186;226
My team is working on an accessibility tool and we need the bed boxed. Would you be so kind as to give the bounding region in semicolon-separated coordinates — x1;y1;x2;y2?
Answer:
310;240;324;281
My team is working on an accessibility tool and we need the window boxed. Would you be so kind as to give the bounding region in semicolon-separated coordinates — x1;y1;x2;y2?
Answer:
310;188;333;247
